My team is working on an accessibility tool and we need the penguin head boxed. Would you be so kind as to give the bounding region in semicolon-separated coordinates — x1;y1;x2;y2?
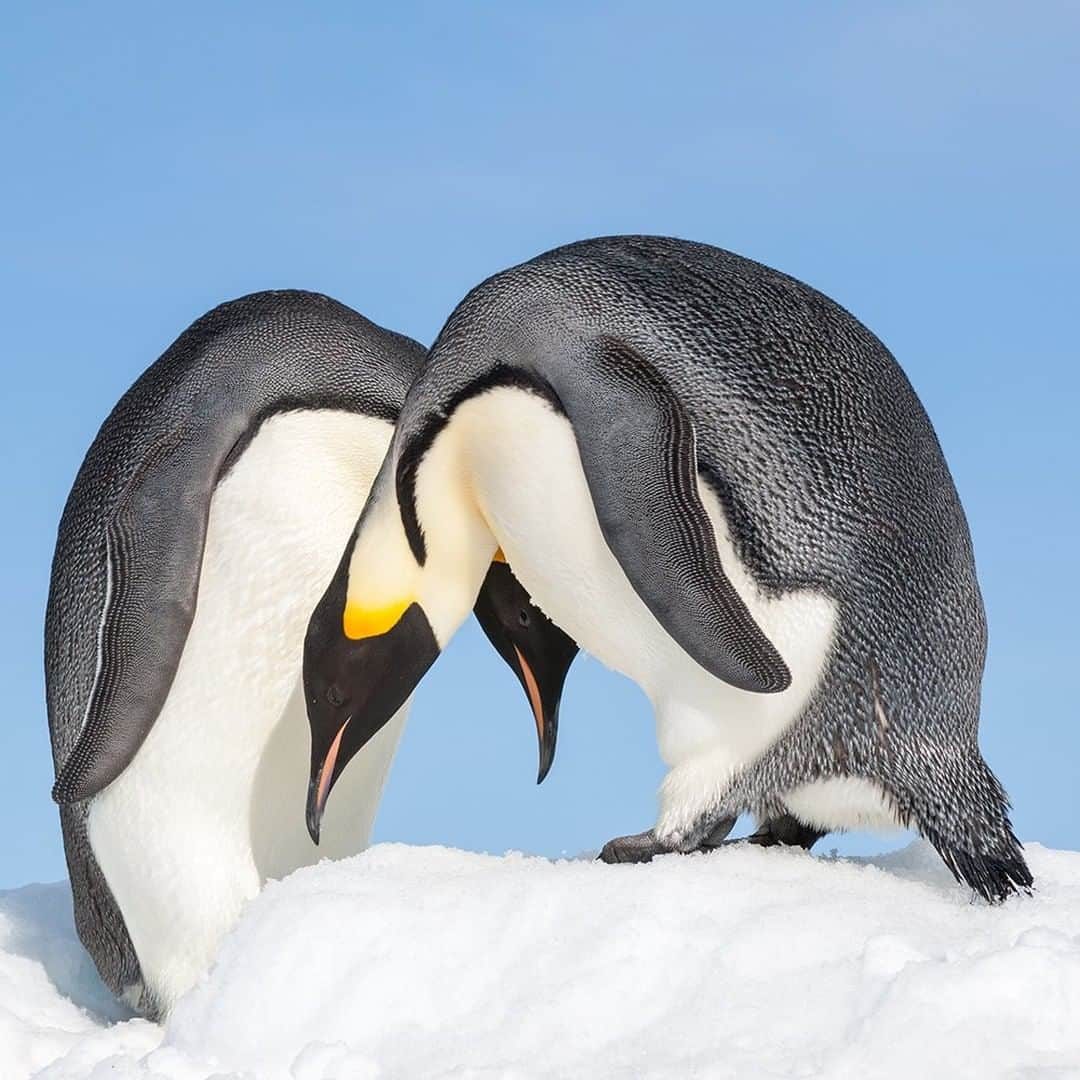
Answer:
303;593;439;845
303;448;578;842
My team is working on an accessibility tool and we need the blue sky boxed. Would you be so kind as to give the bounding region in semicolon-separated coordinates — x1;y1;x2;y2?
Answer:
2;2;1077;887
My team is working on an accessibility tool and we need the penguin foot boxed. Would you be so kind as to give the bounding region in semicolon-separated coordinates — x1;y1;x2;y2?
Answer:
597;814;821;864
696;815;738;849
597;830;676;864
717;814;825;851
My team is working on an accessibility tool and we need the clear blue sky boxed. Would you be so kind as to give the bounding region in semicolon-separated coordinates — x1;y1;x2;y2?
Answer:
2;3;1077;887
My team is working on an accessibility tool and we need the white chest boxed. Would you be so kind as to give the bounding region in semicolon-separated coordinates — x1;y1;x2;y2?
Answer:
87;409;406;1013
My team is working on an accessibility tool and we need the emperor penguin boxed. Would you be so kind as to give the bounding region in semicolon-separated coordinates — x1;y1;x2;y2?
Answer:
46;290;569;1019
302;236;1032;903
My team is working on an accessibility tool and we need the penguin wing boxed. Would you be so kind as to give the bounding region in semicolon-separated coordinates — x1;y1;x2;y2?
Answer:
552;336;791;693
48;290;424;807
52;424;225;804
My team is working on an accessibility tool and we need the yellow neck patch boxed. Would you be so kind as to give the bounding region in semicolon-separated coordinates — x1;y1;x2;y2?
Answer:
343;598;413;640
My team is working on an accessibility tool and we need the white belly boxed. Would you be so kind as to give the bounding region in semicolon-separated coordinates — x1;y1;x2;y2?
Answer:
459;388;839;843
88;409;405;1014
783;777;900;833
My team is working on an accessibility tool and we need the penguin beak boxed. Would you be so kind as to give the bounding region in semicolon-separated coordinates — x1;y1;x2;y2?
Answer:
473;562;579;784
306;717;351;845
512;643;561;784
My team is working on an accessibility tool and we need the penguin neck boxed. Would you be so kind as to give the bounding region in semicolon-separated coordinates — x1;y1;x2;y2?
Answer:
408;422;499;642
347;415;498;651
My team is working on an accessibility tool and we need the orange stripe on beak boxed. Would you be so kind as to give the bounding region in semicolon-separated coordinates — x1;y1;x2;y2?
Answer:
513;644;545;746
315;717;351;821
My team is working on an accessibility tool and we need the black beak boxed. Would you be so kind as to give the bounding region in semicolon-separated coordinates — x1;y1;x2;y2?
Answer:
305;716;351;844
473;561;579;784
511;642;562;784
306;778;324;845
306;782;322;845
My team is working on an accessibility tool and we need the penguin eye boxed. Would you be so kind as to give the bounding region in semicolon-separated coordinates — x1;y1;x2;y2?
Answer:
326;684;345;708
518;608;531;629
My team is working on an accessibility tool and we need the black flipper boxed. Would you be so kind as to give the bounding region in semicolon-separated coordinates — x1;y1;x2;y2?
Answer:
551;337;790;693
52;426;220;803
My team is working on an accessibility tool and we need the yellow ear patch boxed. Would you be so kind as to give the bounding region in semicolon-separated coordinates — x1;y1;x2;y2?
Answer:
343;598;413;640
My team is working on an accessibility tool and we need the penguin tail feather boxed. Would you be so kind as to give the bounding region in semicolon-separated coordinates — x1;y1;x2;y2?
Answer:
927;831;1034;903
896;748;1034;903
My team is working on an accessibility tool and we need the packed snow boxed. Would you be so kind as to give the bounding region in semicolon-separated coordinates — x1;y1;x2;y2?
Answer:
2;840;1079;1079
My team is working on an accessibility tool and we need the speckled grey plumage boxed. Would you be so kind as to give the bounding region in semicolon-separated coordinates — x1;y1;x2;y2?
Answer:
394;235;1031;902
45;291;424;1015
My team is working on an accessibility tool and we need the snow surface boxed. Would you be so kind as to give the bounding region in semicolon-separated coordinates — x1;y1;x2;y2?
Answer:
2;841;1079;1079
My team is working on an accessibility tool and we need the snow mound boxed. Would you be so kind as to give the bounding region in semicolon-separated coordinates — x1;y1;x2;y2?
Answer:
3;841;1079;1078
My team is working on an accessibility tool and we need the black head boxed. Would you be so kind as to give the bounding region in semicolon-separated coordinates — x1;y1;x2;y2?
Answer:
303;577;439;843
